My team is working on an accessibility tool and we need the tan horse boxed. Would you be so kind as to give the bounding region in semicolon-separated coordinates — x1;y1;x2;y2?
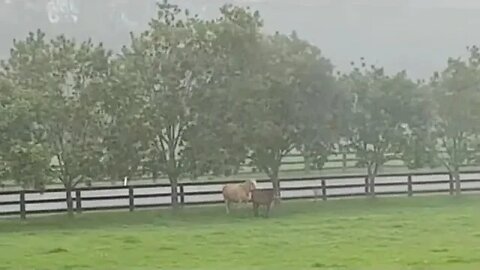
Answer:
222;179;257;214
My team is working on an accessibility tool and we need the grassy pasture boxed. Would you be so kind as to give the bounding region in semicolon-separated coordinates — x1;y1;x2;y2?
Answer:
1;196;480;270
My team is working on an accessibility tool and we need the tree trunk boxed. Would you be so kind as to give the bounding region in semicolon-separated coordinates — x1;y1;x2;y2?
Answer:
166;131;180;209
266;162;281;205
271;166;281;205
453;166;461;195
169;177;179;209
65;185;74;217
367;163;377;197
272;176;281;205
369;174;376;197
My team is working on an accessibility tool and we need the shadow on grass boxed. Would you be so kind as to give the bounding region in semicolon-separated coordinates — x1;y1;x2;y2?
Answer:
1;194;479;233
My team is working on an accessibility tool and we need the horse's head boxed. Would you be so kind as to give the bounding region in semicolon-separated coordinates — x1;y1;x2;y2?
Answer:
247;179;257;191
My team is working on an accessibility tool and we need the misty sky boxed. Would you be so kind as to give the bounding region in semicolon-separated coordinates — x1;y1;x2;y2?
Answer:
1;0;480;79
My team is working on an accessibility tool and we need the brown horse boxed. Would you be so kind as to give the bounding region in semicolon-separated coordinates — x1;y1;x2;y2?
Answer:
222;179;257;214
251;188;275;218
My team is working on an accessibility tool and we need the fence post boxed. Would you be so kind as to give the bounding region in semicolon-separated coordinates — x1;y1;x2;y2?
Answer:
75;190;82;213
342;152;347;172
449;173;454;195
407;175;413;197
129;186;134;212
321;180;327;201
364;177;369;195
19;190;26;220
179;184;185;207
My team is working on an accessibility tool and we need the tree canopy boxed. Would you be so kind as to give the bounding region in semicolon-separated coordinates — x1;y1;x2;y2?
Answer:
427;46;480;194
1;30;112;215
340;61;431;194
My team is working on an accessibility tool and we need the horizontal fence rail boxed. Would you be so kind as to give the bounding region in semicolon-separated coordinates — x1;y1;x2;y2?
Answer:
2;170;480;219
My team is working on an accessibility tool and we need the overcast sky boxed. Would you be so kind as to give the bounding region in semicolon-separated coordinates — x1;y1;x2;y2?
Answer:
215;0;480;78
1;0;480;79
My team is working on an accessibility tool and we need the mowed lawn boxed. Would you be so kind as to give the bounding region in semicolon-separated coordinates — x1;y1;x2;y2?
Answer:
2;196;480;270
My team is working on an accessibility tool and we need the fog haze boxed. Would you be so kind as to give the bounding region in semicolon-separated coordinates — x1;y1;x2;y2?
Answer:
2;0;480;78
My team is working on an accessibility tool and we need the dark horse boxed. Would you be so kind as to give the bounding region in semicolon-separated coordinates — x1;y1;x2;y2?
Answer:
251;188;275;217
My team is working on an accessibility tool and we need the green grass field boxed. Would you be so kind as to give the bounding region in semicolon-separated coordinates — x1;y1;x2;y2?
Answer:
2;196;480;270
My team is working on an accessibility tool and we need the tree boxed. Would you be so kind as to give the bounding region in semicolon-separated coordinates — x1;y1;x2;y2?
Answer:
0;75;52;191
117;2;264;207
2;30;111;216
229;32;339;202
0;78;16;184
98;59;149;184
398;84;436;171
293;43;344;174
340;61;431;196
182;4;265;179
429;46;480;195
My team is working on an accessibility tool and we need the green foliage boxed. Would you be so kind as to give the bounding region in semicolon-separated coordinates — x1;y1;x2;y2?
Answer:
218;31;342;199
118;2;216;187
400;129;438;170
239;35;304;185
427;46;480;193
1;30;112;214
292;36;344;172
340;61;431;186
4;1;480;204
5;142;52;190
0;71;52;190
181;4;265;179
104;2;267;208
98;59;149;183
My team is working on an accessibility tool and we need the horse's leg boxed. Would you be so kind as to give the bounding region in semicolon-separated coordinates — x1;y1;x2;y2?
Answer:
265;203;271;218
253;202;259;217
225;200;231;214
232;201;239;210
241;197;248;209
236;196;245;209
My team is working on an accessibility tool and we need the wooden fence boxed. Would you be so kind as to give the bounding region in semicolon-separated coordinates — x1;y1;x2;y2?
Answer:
2;170;480;219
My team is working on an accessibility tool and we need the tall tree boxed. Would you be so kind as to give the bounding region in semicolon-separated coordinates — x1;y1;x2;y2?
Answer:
429;46;480;194
340;61;431;195
230;32;339;202
2;30;111;215
117;2;263;207
183;4;265;179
